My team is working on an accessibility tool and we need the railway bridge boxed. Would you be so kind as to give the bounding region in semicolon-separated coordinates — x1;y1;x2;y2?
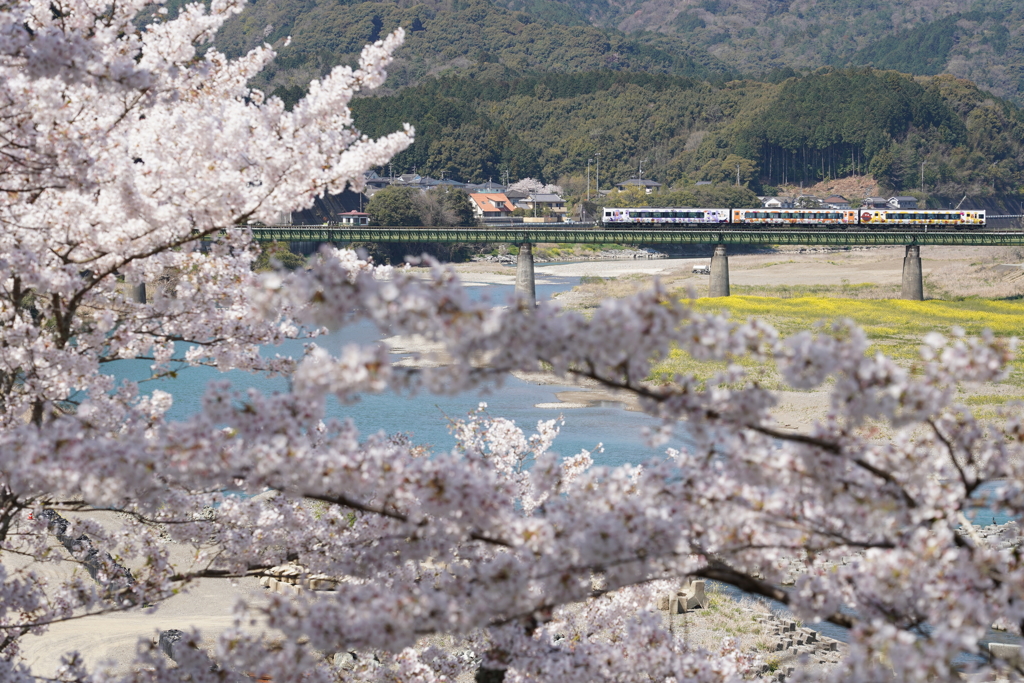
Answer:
246;223;1024;302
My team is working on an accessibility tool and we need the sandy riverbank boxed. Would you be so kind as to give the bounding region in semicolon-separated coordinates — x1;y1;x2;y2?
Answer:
422;244;1024;430
13;509;270;678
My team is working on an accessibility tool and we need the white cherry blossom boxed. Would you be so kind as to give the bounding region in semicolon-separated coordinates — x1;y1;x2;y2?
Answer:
2;0;1024;680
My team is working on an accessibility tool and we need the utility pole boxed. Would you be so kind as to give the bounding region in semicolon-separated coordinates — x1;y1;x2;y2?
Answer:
587;158;592;202
595;153;600;199
920;161;927;193
736;164;741;187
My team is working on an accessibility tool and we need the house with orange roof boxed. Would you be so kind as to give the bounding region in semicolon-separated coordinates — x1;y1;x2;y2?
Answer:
469;193;515;221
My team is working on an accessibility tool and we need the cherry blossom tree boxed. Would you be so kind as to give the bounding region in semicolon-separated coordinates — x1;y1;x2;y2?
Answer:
2;0;1024;681
507;178;563;196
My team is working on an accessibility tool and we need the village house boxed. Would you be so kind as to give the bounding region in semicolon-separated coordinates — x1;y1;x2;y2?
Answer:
888;196;919;209
522;193;567;218
862;197;889;209
615;178;662;194
336;210;369;226
796;195;823;207
504;189;530;210
466;181;506;193
469;193;515;221
362;171;391;191
824;195;851;209
760;196;794;208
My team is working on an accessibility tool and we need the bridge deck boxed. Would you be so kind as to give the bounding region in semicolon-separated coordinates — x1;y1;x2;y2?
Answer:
249;226;1024;246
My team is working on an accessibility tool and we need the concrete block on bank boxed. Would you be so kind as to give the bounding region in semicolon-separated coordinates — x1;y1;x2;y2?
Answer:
680;580;708;610
276;579;298;595
988;642;1021;665
660;580;708;612
158;629;185;661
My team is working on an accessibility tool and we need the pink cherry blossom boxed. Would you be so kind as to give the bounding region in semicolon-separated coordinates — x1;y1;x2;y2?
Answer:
2;0;1024;680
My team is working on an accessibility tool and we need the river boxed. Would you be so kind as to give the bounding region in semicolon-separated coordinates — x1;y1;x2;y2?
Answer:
106;264;1020;654
109;268;684;469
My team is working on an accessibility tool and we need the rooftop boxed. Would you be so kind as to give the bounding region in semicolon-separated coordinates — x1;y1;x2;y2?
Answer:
617;178;662;187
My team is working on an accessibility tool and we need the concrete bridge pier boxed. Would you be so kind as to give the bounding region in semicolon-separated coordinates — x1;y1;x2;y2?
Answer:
515;242;536;304
901;244;924;301
709;244;730;297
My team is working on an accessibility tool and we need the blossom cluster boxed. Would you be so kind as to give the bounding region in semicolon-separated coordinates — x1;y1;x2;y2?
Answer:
1;0;1023;681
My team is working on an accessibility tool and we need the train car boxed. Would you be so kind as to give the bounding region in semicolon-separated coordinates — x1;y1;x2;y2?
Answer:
731;209;858;225
602;208;730;225
859;210;985;227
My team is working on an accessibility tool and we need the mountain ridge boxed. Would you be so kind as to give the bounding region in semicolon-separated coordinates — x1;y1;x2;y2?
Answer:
490;0;1024;105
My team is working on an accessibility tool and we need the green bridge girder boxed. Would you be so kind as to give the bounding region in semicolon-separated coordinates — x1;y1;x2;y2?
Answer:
249;226;1024;247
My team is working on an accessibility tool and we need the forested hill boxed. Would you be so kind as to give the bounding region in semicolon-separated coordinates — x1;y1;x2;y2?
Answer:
214;0;732;96
492;0;1024;106
212;0;1024;201
349;67;1024;200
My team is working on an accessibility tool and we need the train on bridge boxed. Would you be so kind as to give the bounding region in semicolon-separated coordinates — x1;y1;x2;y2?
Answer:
601;207;987;228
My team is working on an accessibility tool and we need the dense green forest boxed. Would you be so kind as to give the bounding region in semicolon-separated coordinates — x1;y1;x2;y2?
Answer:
209;0;1024;200
484;0;1024;106
215;0;732;95
349;67;1024;198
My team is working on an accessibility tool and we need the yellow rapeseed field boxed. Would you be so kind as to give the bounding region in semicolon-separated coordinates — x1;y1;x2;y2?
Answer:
693;296;1024;338
650;296;1024;388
